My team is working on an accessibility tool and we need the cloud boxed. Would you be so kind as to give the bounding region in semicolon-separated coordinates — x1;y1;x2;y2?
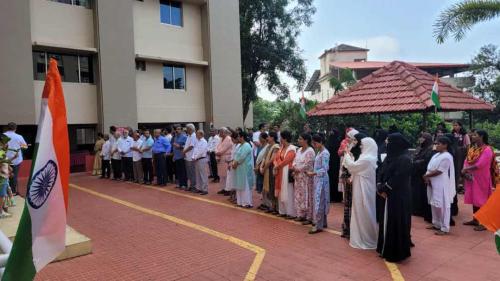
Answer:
345;35;401;61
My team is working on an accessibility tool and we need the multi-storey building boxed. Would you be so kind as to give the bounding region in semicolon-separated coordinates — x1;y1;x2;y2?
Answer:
1;0;243;154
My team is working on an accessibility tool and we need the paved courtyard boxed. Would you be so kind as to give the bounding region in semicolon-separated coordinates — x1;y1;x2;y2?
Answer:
15;174;500;281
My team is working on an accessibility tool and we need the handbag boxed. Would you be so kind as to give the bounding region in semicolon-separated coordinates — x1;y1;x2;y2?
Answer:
288;171;295;183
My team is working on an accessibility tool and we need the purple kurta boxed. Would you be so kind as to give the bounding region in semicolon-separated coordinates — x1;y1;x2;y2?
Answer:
464;146;494;207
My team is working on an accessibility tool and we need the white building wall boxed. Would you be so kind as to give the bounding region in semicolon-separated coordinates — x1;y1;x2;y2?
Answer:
135;62;205;123
33;81;98;124
30;0;95;49
133;0;204;61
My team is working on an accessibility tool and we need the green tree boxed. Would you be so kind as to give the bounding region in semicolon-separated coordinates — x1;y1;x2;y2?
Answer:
240;0;316;120
252;98;281;128
329;68;356;93
470;44;500;122
434;0;500;43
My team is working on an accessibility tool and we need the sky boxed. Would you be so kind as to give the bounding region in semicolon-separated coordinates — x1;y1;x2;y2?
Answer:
258;0;500;101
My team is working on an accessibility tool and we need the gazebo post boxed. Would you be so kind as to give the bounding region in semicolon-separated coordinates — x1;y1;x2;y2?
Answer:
469;111;474;129
377;114;381;126
422;111;428;131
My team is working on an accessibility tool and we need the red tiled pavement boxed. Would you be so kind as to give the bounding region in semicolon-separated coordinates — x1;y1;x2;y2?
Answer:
16;174;500;281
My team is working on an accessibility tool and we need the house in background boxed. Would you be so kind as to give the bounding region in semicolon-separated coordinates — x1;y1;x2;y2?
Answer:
305;44;475;113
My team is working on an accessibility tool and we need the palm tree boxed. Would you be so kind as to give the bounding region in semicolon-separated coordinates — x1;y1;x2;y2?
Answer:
329;68;356;94
434;0;500;43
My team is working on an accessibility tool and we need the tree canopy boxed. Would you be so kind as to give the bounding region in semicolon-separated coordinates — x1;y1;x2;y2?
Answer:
434;0;500;43
240;0;316;120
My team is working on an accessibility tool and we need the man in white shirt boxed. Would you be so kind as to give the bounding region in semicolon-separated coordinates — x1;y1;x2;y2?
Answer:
183;124;198;191
4;122;28;195
100;134;111;179
192;130;209;195
131;132;143;184
252;123;268;158
110;129;122;180
117;129;134;181
207;129;221;182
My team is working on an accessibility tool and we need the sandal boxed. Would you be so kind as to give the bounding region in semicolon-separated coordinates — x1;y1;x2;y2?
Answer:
301;220;312;225
463;220;478;226
426;225;439;230
308;227;323;234
435;230;448;236
474;225;487;231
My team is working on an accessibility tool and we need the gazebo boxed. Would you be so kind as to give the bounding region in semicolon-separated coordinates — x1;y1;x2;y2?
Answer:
307;61;494;128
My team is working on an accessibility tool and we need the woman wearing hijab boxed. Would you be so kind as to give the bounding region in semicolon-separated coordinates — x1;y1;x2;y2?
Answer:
452;122;470;185
411;133;434;221
424;137;456;235
326;129;343;202
462;130;496;231
308;133;330;234
376;133;412;262
343;136;379;250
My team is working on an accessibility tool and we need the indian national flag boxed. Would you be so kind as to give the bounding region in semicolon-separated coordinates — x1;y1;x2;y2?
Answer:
299;93;307;119
431;75;441;110
2;59;69;280
474;188;500;254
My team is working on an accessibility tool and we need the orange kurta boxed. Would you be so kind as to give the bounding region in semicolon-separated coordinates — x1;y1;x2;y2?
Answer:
273;145;296;195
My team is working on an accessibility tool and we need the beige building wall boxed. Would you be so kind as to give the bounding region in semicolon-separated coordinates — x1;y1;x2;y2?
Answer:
328;51;367;63
30;0;95;49
0;0;35;125
133;0;204;61
136;62;205;123
34;81;98;124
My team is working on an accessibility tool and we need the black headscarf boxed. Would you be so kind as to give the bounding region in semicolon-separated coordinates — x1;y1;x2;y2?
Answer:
386;133;410;161
443;133;457;159
415;132;433;157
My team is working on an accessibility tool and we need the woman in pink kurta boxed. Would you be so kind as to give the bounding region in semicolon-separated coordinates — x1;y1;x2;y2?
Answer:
292;133;316;223
462;130;495;231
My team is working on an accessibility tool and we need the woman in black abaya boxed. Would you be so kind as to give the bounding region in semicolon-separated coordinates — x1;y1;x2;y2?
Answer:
411;133;434;222
376;133;412;263
326;129;343;202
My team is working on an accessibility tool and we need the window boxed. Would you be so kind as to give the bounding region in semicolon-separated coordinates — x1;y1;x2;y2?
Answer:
163;64;185;90
33;51;47;81
160;0;182;26
32;51;94;83
135;60;146;71
48;0;91;8
76;128;96;145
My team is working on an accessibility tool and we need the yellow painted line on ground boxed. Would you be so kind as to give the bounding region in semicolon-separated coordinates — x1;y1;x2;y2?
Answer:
119;182;403;281
70;183;265;281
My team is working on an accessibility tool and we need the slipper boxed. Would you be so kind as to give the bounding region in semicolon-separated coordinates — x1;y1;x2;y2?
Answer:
473;225;487;231
434;230;448;236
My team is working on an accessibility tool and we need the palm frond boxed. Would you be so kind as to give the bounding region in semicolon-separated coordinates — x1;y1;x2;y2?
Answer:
434;0;500;43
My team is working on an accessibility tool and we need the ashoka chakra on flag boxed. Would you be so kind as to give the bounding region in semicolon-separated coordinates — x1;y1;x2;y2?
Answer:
27;160;58;209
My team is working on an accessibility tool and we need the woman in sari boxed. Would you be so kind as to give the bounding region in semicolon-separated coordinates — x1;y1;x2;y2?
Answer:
92;133;105;176
232;131;255;208
273;130;297;218
308;134;330;234
462;130;495;231
292;133;315;224
261;132;280;214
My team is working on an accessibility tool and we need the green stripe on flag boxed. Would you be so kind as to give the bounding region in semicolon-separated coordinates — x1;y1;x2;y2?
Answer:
2;204;36;281
496;232;500;255
431;90;441;109
2;144;39;281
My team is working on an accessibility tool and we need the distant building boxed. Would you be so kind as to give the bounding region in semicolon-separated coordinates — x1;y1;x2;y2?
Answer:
305;44;473;105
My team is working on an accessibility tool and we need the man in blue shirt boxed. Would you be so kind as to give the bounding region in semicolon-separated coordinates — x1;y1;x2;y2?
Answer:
152;129;171;186
172;125;188;188
140;129;155;185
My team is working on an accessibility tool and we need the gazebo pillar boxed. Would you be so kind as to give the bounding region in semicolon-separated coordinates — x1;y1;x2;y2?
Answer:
469;111;474;129
422;111;428;131
377;114;381;126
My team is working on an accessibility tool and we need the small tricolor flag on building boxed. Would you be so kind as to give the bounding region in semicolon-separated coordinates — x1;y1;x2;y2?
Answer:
299;93;307;119
2;59;70;281
431;74;441;110
474;188;500;254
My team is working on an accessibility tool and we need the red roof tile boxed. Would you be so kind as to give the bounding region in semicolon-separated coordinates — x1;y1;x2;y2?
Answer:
308;61;494;117
330;61;470;70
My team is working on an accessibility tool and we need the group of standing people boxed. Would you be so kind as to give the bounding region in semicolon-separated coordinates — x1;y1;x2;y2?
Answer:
90;121;498;264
